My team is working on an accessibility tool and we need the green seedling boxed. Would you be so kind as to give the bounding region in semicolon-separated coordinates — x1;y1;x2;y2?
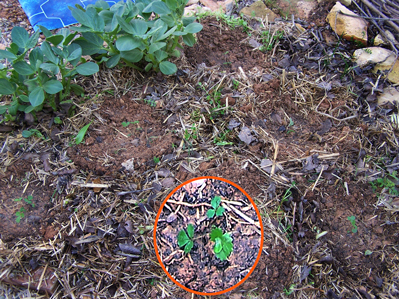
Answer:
75;122;91;145
22;129;44;139
347;215;358;233
232;79;239;90
365;250;373;256
153;156;160;164
207;195;225;218
370;171;399;196
122;120;139;127
54;116;62;124
283;284;296;295
210;227;233;261
178;224;194;253
15;207;26;223
14;195;35;207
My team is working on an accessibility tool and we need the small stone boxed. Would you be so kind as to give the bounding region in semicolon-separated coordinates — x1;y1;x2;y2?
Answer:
240;1;279;21
377;87;399;106
340;0;351;7
122;158;135;172
326;2;368;46
374;30;397;46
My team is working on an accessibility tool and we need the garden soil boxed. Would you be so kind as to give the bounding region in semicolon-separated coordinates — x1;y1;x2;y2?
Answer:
1;1;399;299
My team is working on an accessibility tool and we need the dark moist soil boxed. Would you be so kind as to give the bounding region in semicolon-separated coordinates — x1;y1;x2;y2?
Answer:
156;178;262;294
1;5;399;299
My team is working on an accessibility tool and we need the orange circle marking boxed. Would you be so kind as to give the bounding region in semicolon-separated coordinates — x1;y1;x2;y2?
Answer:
153;176;264;296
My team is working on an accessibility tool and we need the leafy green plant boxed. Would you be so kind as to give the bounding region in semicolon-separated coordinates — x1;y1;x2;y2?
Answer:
214;129;233;146
14;195;35;207
22;128;44;139
54;116;63;124
259;30;284;52
69;0;203;75
0;26;99;121
122;120;139;127
283;284;296;295
153;156;160;164
232;79;239;90
207;195;225;218
178;223;194;253
15;207;26;223
347;215;358;233
370;171;399;196
210;227;233;261
75;122;92;144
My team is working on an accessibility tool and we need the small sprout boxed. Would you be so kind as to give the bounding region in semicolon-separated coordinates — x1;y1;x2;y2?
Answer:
75;122;91;145
365;250;373;256
210;227;233;261
207;195;225;219
347;215;358;233
54;116;62;124
15;207;26;223
153;156;160;164
178;224;195;253
122;120;139;127
14;195;34;207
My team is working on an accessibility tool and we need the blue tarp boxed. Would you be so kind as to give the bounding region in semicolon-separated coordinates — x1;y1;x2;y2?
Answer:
18;0;123;31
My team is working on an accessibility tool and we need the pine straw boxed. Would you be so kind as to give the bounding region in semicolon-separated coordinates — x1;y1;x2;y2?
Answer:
1;17;399;299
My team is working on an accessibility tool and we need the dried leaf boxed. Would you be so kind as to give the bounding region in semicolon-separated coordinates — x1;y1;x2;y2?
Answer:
316;82;332;91
300;265;312;282
260;159;273;174
238;126;254;145
119;243;141;255
317;119;332;135
227;119;241;130
303;155;319;172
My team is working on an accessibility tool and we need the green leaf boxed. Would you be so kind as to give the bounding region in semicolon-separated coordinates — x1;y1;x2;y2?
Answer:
130;19;148;36
0;79;16;95
120;49;143;63
214;238;222;253
43;80;63;94
116;15;135;34
183;17;196;26
26;29;41;49
73;39;102;56
22;130;33;137
144;63;153;72
19;95;29;103
164;0;177;10
184;22;203;34
211;196;221;209
0;49;17;60
149;42;166;54
177;229;190;247
70;84;85;96
41;41;58;64
143;1;171;15
106;54;120;68
207;209;215;219
11;27;29;48
46;35;64;46
13;61;35;75
75;122;92;145
0;105;8;114
159;61;177;75
186;224;194;239
210;227;223;241
67;44;82;63
39;26;53;38
40;63;60;75
184;240;193;253
116;36;142;51
69;6;93;28
154;50;168;62
215;206;225;217
29;86;45;107
76;62;99;76
159;26;177;40
29;48;44;69
182;33;196;47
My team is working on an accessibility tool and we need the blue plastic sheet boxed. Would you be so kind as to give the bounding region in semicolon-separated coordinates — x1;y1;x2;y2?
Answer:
18;0;124;31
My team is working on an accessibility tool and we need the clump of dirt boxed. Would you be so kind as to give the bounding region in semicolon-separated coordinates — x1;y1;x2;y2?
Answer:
185;17;270;72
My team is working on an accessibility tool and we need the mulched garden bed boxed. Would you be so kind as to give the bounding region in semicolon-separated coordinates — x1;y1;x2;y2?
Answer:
155;178;262;294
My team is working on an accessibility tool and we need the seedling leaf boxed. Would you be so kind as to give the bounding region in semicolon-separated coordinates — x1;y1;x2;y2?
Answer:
214;238;222;253
210;227;223;241
186;224;194;239
211;195;221;209
216;206;225;216
177;229;189;247
206;209;215;219
184;240;193;253
75;122;91;145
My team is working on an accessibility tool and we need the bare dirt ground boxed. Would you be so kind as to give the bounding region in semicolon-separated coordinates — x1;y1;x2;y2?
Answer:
1;0;399;298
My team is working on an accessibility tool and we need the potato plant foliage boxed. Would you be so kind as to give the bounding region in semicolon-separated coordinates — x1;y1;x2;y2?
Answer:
69;0;203;75
0;0;202;121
